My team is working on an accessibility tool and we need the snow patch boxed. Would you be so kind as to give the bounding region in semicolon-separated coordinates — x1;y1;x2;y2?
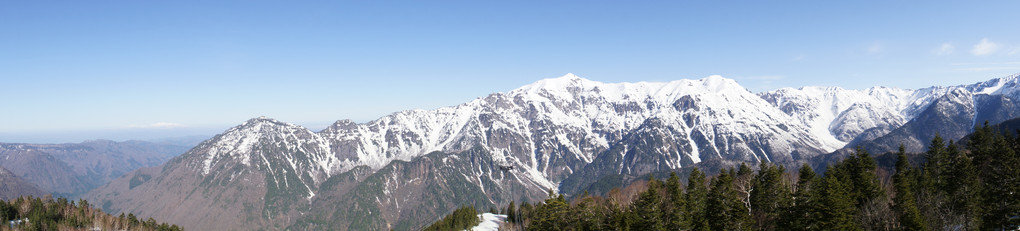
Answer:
470;213;506;231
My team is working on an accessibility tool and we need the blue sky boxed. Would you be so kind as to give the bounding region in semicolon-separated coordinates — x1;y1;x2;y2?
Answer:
2;1;1019;143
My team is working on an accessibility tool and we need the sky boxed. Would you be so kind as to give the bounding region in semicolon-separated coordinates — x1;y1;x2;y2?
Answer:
2;1;1019;143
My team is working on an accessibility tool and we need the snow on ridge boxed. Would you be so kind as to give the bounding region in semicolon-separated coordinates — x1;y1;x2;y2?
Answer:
191;72;1020;195
196;116;342;182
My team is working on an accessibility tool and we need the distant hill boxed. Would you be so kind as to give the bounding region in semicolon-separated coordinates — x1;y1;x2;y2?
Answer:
0;166;44;200
0;140;191;198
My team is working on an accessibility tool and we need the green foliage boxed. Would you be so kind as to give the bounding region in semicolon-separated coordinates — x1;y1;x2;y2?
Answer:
1;195;180;231
750;161;790;230
630;176;665;231
892;145;927;231
706;169;750;231
685;168;710;231
969;123;1020;230
781;164;816;231
422;205;480;231
664;172;687;229
529;190;571;231
812;171;860;230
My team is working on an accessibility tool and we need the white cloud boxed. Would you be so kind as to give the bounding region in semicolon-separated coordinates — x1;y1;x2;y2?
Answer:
1010;47;1020;56
971;38;1001;56
128;122;186;129
933;43;954;55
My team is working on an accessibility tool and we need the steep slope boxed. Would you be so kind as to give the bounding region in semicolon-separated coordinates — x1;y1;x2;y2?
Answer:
0;166;45;200
292;148;546;230
321;74;835;195
763;73;1020;153
90;117;344;231
855;89;977;153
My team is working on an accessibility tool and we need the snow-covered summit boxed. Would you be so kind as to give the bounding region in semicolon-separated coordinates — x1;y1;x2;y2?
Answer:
760;72;1020;146
517;74;749;104
183;72;1020;200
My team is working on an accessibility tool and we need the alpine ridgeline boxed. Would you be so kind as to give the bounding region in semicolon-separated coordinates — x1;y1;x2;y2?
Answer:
89;73;1020;230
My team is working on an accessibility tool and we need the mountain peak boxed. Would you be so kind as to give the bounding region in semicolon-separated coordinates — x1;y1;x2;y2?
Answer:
697;75;747;94
560;73;581;79
246;116;275;123
239;116;295;128
518;73;596;93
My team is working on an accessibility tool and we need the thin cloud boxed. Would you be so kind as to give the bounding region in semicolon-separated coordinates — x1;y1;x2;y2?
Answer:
735;75;786;92
971;38;1001;56
955;67;1020;72
128;122;186;129
951;61;1020;72
933;43;954;56
739;75;786;81
867;43;883;54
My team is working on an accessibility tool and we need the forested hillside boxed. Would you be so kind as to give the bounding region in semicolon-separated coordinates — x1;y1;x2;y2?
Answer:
429;123;1020;230
0;195;180;231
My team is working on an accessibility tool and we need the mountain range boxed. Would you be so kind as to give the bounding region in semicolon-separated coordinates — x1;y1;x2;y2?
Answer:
88;72;1020;230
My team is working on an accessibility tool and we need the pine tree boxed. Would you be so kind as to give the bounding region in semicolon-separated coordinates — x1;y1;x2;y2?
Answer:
892;145;926;231
782;164;816;231
707;169;751;231
685;168;710;231
812;168;860;231
970;123;1020;230
631;176;665;231
664;172;687;229
945;141;982;229
506;201;517;224
843;146;884;210
750;161;790;231
530;190;569;231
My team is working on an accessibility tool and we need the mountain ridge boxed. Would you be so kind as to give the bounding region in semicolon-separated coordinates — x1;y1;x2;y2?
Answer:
89;72;1020;230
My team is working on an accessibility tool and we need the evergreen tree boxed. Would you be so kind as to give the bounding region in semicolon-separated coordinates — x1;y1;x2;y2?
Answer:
631;176;665;231
506;201;517;224
530;190;569;231
945;141;982;229
664;172;687;229
782;164;816;231
685;168;710;231
923;134;950;190
750;161;790;231
812;168;860;231
892;145;927;231
842;146;884;210
970;123;1020;230
707;169;751;231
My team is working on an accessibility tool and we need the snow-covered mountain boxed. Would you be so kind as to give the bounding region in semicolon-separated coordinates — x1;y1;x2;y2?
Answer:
762;72;1020;152
89;72;1020;230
